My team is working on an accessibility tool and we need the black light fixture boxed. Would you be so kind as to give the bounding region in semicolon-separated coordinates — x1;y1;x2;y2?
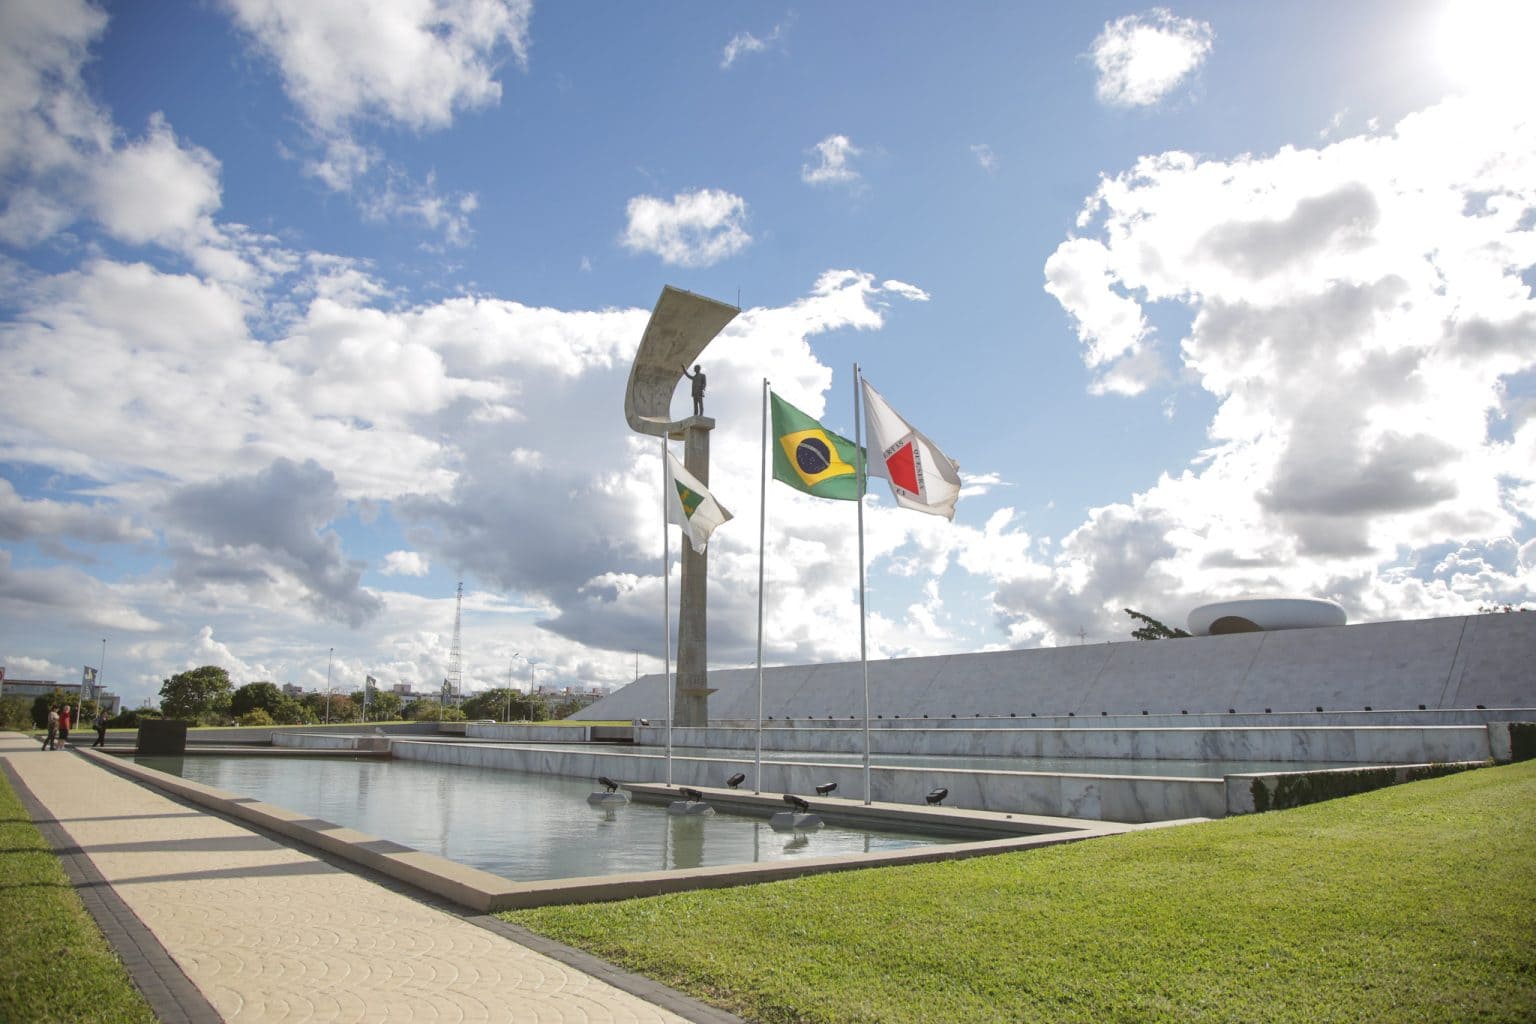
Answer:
783;793;810;813
815;782;837;796
679;787;703;801
925;787;949;806
598;776;619;793
726;772;746;788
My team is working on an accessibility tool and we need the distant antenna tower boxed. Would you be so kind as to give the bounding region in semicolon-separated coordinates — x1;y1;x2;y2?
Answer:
447;578;464;702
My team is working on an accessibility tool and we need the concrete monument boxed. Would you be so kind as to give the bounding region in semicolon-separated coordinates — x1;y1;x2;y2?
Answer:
624;286;739;726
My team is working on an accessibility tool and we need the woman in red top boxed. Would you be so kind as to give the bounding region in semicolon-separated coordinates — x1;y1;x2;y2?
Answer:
58;704;71;745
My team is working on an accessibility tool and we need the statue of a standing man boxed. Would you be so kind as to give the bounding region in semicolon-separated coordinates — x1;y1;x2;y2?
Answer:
682;364;706;417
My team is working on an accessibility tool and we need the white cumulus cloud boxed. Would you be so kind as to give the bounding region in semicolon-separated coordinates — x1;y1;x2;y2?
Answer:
620;188;752;267
1091;8;1214;108
802;134;862;186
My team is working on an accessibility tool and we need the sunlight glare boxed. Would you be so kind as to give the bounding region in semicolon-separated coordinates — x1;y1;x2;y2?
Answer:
1435;0;1536;92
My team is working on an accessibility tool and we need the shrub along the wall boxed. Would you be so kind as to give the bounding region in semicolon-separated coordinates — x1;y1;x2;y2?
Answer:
1251;762;1475;813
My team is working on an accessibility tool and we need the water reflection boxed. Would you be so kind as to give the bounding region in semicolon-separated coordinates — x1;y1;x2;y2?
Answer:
137;756;957;883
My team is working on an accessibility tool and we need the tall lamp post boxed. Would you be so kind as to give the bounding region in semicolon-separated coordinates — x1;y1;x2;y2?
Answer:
323;647;334;724
505;653;520;722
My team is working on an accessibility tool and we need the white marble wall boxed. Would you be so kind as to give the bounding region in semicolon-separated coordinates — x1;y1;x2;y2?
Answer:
629;724;1492;764
580;612;1536;724
272;732;391;752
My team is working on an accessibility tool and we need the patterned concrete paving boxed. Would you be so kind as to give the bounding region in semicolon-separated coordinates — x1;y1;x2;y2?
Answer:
2;735;738;1023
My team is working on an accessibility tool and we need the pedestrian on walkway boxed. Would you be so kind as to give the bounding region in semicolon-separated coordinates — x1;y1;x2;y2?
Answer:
58;703;72;746
43;706;59;750
93;709;109;748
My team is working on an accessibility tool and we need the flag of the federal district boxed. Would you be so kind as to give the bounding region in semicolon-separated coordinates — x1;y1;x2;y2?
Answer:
666;451;733;553
861;378;962;520
770;392;864;500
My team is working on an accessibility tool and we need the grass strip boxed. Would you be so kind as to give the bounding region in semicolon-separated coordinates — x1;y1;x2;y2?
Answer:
507;760;1536;1024
0;770;156;1024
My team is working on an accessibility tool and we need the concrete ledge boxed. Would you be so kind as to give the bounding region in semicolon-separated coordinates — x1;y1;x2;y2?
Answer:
391;739;1228;822
77;747;1175;911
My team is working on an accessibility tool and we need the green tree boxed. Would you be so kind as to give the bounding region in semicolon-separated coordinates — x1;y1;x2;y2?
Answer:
113;705;162;728
159;665;234;722
1124;608;1191;640
31;693;60;728
327;695;358;722
270;696;313;725
363;690;402;722
239;708;276;726
231;681;284;718
0;697;30;730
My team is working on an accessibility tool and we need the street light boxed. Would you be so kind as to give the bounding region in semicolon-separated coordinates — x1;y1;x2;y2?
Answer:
324;647;334;724
506;653;520;722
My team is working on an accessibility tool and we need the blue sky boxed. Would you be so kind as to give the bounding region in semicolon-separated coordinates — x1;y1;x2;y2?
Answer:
2;0;1533;711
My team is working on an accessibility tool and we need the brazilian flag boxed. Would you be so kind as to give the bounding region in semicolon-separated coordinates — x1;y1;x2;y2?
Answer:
771;392;864;500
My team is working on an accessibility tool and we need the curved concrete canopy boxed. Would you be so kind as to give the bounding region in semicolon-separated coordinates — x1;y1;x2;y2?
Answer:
624;286;739;437
1187;597;1346;636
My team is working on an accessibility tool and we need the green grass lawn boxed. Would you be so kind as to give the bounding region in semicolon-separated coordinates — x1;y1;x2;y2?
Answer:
507;760;1536;1024
0;771;156;1024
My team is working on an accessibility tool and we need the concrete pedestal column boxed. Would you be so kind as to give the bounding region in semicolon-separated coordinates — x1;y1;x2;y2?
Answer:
673;418;716;727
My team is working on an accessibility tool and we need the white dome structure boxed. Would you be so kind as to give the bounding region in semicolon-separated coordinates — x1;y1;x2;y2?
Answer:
1186;597;1346;636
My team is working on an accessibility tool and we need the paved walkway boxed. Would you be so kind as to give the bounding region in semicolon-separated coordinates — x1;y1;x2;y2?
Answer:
1;735;739;1023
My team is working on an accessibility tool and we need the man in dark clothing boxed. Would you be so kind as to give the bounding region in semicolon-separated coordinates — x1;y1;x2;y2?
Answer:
682;364;706;416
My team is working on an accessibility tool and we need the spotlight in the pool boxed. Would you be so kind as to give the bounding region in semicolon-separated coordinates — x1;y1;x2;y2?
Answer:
925;787;949;806
726;772;746;788
669;786;713;816
587;776;629;806
771;793;823;832
815;782;837;796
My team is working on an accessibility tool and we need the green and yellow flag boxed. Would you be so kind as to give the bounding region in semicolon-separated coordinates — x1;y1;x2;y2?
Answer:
771;392;864;500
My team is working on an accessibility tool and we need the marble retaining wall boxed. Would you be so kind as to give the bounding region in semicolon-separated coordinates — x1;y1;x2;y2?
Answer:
464;723;594;742
633;724;1494;764
576;612;1536;724
271;732;391;752
389;739;1226;824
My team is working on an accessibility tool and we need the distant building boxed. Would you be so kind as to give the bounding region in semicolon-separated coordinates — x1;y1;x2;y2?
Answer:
281;683;305;698
0;678;122;716
533;686;606;709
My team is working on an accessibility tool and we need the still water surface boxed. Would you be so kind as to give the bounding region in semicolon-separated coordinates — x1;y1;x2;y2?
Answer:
137;755;959;882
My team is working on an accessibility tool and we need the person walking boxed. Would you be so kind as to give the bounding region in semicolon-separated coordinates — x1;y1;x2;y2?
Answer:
93;709;109;748
58;703;72;747
43;706;59;750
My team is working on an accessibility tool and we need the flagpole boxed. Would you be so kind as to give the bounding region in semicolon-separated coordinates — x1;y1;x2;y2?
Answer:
755;379;769;793
662;435;674;786
853;363;871;805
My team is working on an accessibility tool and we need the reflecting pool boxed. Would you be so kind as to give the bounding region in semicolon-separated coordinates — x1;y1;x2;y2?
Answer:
137;756;960;882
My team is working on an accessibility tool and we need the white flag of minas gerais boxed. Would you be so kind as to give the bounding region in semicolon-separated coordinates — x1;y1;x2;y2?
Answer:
861;377;962;520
